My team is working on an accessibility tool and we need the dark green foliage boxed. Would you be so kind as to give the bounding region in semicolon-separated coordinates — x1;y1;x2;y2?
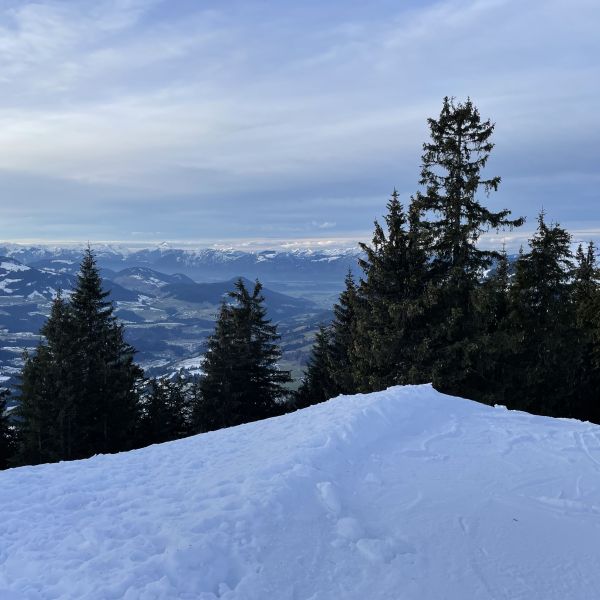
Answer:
329;270;360;394
295;325;337;409
0;389;15;469
458;250;516;405
504;214;574;416
139;375;192;445
415;96;523;281
193;279;291;432
68;249;143;456
191;301;237;432
16;248;143;464
413;97;523;394
17;293;76;464
354;193;431;390
568;242;600;421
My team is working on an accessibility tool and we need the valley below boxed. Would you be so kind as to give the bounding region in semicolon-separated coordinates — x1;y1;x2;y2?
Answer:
0;245;361;387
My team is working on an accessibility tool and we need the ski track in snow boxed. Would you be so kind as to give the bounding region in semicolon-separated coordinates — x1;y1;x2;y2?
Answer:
1;385;600;599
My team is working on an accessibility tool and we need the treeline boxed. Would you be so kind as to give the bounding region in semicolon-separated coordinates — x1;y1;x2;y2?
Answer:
0;254;291;468
2;96;598;469
297;97;600;424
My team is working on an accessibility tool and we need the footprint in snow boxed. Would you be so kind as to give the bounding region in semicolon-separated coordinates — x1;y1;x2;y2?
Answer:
316;481;342;516
356;537;416;564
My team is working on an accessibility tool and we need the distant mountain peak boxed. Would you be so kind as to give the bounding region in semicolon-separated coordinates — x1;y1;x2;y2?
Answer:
0;243;364;284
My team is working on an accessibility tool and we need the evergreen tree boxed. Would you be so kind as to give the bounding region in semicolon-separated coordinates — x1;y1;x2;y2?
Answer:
194;279;291;432
0;388;15;469
17;292;74;464
415;96;523;281
191;301;237;432
569;242;600;421
460;250;516;404
353;193;430;390
17;249;143;464
139;375;191;445
506;213;574;416
68;248;143;456
329;269;360;394
295;325;337;408
413;97;523;392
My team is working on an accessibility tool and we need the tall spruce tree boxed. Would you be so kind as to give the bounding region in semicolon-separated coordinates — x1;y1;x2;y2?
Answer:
68;248;142;456
354;193;430;390
17;249;143;464
194;279;291;432
414;97;523;392
415;96;523;280
191;300;237;432
329;270;360;394
506;213;574;416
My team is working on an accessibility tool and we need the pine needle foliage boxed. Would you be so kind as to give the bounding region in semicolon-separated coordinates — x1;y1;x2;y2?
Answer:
194;279;291;431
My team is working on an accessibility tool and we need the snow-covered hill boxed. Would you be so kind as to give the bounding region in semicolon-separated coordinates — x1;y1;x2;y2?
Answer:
0;256;72;299
1;385;600;599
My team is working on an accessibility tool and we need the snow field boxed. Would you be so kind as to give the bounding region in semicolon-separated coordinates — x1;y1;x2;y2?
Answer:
1;385;600;599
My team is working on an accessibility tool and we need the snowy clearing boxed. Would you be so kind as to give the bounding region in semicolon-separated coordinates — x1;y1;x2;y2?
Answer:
1;385;600;599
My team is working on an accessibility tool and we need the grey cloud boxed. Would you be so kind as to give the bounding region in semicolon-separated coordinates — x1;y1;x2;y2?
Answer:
0;0;597;245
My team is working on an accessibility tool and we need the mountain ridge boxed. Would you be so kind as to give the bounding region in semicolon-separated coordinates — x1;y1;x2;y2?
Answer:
0;244;364;283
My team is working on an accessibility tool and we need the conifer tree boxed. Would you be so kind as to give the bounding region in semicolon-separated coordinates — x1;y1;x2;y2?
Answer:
329;270;360;394
194;279;291;432
461;250;515;404
191;301;236;432
17;249;143;464
413;97;523;391
506;213;574;416
68;248;143;456
0;388;15;469
295;325;337;408
139;375;191;445
353;193;430;390
572;242;600;311
415;97;523;281
569;242;600;421
17;292;74;464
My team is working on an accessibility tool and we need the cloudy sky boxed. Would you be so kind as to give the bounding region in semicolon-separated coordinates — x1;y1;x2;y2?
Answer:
0;0;598;249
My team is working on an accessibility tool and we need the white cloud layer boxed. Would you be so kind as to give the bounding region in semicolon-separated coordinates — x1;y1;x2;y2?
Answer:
0;0;597;244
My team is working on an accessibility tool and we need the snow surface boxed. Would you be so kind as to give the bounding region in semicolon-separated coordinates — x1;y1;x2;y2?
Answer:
2;385;600;599
0;261;30;273
172;356;204;377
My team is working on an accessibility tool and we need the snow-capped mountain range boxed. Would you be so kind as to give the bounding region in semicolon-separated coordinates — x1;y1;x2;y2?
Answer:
0;244;363;283
0;256;318;315
0;258;74;300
